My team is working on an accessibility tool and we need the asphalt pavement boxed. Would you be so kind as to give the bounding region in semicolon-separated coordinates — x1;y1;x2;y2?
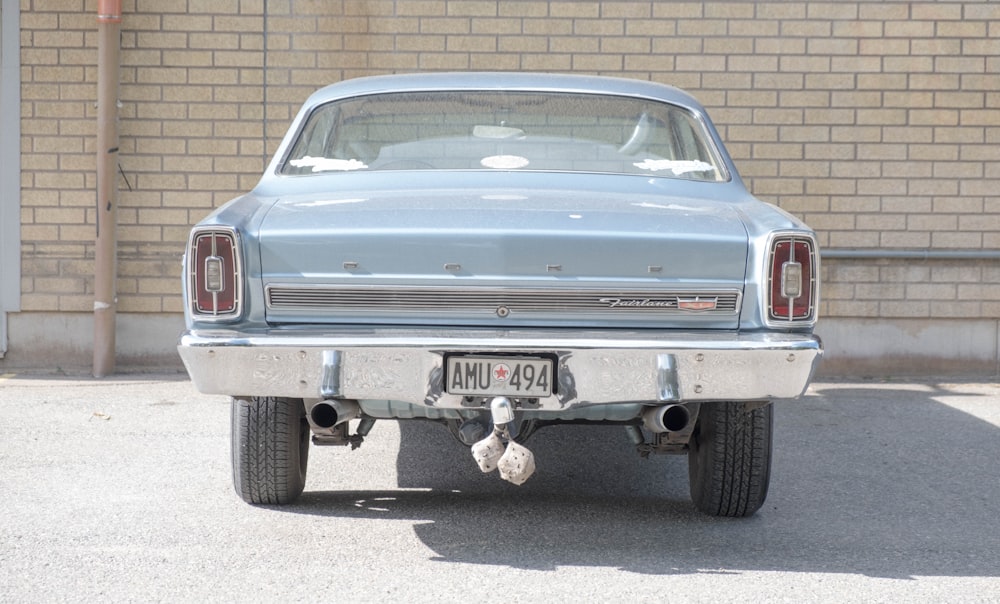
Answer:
1;372;999;602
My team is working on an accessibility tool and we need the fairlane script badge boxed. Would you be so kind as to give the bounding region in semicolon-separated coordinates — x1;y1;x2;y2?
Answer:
599;298;676;308
598;297;719;311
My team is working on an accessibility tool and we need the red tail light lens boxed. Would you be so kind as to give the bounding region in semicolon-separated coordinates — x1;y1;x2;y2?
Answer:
189;229;241;317
768;236;815;323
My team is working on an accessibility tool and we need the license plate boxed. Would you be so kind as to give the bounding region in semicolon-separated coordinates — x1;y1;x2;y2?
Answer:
446;356;553;397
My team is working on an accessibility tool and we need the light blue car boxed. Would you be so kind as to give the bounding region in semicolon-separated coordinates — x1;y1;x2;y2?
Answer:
178;73;822;517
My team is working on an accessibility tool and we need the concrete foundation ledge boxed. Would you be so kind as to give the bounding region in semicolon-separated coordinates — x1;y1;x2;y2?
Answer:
1;312;997;378
0;312;186;374
816;318;1000;378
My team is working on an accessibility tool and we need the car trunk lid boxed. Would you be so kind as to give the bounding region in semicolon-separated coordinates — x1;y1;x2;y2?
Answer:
257;182;749;328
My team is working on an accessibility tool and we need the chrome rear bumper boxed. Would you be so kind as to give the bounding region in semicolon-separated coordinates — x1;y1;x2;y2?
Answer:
178;327;822;408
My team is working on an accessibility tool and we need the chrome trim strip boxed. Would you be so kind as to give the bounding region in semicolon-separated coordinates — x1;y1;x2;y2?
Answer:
265;284;742;315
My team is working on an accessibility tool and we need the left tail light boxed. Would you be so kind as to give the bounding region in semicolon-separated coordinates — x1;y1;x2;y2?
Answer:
188;227;242;319
766;234;817;325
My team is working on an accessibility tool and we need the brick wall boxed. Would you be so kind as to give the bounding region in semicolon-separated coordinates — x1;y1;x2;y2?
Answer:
15;1;1000;340
19;0;267;315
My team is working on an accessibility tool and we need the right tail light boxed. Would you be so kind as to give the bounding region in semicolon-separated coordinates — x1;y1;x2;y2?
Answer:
766;234;817;324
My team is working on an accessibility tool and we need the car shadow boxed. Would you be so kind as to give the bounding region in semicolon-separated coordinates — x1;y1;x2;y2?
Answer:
288;383;1000;578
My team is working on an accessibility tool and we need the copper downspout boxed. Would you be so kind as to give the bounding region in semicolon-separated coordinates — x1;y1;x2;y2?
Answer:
93;0;121;377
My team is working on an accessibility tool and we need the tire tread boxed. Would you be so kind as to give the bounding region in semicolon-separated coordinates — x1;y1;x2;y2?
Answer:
688;402;772;517
231;396;307;505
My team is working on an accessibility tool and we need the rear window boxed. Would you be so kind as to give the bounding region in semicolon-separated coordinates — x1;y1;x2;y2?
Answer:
281;90;727;181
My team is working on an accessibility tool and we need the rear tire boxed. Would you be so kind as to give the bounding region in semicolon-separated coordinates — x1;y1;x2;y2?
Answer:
687;401;772;517
231;396;309;505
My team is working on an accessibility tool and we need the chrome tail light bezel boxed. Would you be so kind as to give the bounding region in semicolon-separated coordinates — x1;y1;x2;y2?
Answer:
187;227;243;320
764;232;819;327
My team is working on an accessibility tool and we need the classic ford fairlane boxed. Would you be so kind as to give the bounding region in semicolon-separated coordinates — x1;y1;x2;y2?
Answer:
178;73;822;517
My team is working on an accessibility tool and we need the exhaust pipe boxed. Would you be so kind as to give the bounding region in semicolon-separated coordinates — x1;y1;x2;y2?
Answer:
642;404;690;433
309;399;361;432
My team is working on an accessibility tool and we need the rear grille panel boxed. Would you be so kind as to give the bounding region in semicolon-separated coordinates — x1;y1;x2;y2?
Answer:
266;285;741;319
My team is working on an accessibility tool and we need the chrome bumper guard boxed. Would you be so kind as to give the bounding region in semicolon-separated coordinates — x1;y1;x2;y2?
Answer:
178;327;822;408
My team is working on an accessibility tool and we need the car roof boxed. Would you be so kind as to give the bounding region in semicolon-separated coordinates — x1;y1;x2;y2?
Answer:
302;72;708;113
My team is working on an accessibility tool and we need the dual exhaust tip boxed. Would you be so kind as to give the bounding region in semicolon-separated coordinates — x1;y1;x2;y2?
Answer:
310;400;690;434
309;399;690;485
309;399;360;433
642;404;692;434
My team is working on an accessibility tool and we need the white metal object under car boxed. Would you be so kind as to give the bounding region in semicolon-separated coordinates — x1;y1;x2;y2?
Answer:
178;72;822;517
